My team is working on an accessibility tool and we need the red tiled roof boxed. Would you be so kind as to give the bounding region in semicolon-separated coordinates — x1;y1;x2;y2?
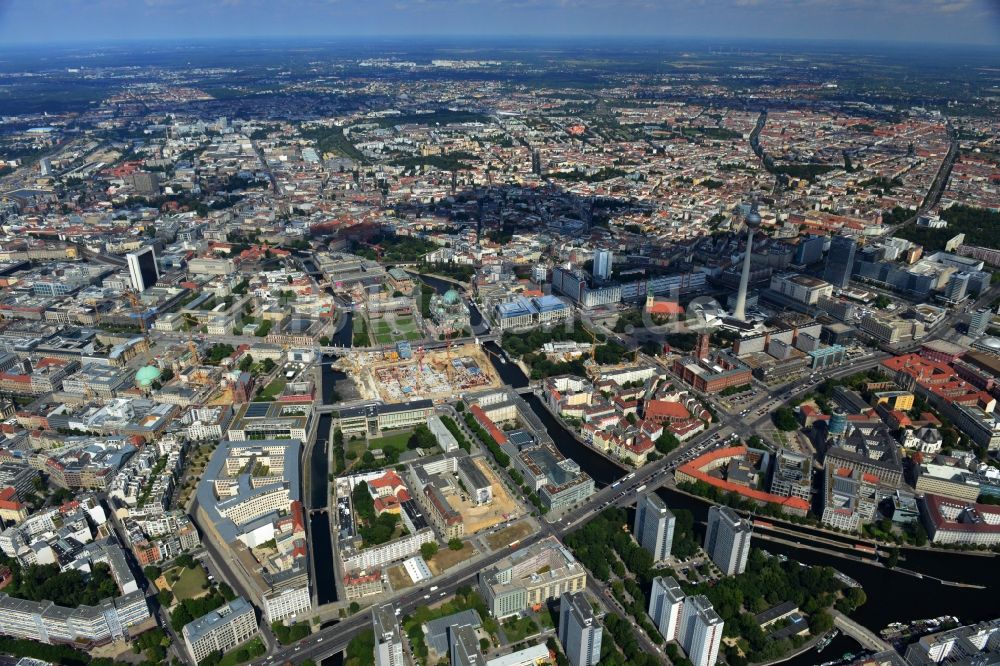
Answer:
678;445;810;512
647;301;683;316
645;400;690;420
470;404;508;446
923;493;1000;534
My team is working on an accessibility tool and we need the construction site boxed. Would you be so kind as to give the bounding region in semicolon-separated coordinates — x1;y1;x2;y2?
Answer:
335;342;502;403
447;458;523;534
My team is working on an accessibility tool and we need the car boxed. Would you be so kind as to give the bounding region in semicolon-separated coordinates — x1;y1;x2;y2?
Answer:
317;637;324;642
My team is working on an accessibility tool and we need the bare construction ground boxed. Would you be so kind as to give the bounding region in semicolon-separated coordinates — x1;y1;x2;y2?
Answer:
386;563;415;592
446;459;524;533
340;343;501;403
486;521;535;550
427;542;476;575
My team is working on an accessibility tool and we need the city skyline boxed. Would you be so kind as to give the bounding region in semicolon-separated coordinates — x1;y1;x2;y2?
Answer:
1;0;999;46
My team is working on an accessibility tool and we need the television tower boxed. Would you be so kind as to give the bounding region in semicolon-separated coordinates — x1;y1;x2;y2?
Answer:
733;200;761;321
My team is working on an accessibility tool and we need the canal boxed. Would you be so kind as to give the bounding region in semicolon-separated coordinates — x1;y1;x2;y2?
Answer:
330;311;353;348
309;511;338;605
308;412;338;605
478;346;1000;642
311;414;332;510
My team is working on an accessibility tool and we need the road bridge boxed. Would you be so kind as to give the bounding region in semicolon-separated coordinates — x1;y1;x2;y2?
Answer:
832;609;892;653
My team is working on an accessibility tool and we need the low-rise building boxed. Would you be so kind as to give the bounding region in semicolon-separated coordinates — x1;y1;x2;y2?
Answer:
920;494;1000;547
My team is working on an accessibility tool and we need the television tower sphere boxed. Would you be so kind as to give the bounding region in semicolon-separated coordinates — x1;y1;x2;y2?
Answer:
745;202;762;227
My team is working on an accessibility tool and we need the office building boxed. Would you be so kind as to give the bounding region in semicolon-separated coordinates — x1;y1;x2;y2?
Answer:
704;505;752;575
793;235;825;265
823;235;856;289
451;623;486;666
769;273;834;306
904;618;1000;664
558;592;602;666
374;604;406;666
944;271;970;303
479;537;587;618
769;448;812;502
679;595;725;666
182;597;258;664
126;246;159;292
648;576;684;641
969;308;992;338
593;249;613;281
633;492;675;562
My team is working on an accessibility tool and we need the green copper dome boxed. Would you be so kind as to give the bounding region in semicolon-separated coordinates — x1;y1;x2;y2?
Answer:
443;289;461;305
135;365;162;387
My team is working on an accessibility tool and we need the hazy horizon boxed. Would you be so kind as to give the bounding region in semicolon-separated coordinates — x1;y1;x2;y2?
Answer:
1;0;998;48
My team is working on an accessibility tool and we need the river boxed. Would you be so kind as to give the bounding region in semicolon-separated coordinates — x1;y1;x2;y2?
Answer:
478;345;1000;643
331;311;353;348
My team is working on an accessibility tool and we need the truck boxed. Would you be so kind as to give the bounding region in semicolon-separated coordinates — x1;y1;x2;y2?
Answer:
635;484;647;493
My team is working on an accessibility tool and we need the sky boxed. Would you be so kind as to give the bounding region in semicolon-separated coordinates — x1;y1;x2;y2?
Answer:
0;0;998;47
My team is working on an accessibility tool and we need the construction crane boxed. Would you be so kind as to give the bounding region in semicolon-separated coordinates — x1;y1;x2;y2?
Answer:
124;290;148;336
187;340;200;366
444;328;454;383
584;325;599;353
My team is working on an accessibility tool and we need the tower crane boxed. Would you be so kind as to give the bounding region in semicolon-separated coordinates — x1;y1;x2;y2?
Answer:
187;340;200;366
124;290;148;336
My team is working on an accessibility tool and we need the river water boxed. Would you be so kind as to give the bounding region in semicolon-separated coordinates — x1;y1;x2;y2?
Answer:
309;412;338;605
317;310;998;664
483;346;1000;641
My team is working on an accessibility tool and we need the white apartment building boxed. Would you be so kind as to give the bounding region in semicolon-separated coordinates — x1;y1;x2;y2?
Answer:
342;528;436;572
679;595;724;666
262;585;311;624
648;576;684;641
183;596;258;663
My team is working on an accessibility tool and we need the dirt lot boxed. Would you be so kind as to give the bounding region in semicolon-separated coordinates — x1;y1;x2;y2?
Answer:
446;459;523;533
428;542;476;575
386;563;415;591
486;521;535;550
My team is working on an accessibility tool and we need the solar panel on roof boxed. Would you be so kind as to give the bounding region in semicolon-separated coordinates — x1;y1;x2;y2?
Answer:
245;403;270;418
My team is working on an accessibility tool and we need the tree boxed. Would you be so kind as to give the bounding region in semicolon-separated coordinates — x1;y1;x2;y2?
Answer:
143;565;162;581
420;542;439;560
349;601;361;614
175;553;197;569
448;538;464;551
774;407;799;431
886;547;900;569
238;354;254;373
809;609;834;634
218;582;236;601
157;589;174;606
